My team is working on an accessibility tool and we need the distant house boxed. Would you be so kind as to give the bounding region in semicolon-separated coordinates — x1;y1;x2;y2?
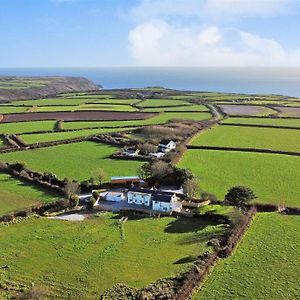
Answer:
123;148;140;157
105;191;125;202
158;139;176;153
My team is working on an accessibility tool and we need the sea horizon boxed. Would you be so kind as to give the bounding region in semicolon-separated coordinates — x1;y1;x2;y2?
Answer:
1;67;300;97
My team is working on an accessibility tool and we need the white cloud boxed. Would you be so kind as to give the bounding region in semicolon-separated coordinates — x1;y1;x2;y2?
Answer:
204;0;294;17
130;0;295;21
129;22;300;66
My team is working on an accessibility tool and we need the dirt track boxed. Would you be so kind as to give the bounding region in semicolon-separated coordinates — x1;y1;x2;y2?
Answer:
1;111;156;123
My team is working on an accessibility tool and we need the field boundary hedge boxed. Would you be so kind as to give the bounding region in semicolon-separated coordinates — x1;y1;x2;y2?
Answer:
0;199;70;223
219;122;300;130
186;145;300;157
229;115;300;120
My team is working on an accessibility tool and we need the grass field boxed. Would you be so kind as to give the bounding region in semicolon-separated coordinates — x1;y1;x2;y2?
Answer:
178;150;300;206
0;137;6;147
63;112;212;130
190;125;300;152
33;104;137;113
143;105;209;112
0;142;144;181
194;213;300;300
0;79;46;90
0;173;58;215
0;106;28;114
0;214;227;299
0;121;56;134
19;127;136;144
222;117;300;128
11;98;93;106
137;99;192;107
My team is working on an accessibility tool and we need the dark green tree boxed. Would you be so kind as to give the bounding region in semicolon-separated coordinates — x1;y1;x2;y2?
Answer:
225;186;257;207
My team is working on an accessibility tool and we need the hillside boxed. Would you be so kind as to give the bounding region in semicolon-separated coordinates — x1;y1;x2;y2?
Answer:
0;76;100;102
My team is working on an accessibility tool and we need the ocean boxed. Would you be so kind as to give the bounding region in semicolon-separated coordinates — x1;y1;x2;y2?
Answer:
0;67;300;97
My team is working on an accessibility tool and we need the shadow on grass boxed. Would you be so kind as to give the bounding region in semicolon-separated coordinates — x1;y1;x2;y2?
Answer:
164;216;220;234
174;255;198;265
109;213;147;221
1;174;59;200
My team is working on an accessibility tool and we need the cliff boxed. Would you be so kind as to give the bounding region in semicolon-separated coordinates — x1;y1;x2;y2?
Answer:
0;76;100;102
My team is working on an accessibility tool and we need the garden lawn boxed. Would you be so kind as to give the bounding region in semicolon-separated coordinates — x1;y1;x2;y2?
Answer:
178;150;300;206
222;117;300;128
0;214;227;299
0;121;56;134
194;213;300;300
19;127;136;144
0;173;58;215
190;125;300;152
0;142;144;181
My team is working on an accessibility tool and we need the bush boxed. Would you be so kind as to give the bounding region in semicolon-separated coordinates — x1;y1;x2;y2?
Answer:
69;195;79;207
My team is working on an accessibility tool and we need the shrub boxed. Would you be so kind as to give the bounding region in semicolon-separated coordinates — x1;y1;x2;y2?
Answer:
69;195;79;207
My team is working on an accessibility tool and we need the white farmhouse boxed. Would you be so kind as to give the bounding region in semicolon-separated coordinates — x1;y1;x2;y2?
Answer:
127;188;182;213
127;187;153;206
158;139;176;153
152;193;178;212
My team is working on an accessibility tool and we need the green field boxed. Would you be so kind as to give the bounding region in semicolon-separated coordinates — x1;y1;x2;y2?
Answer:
63;112;212;130
0;106;28;114
11;98;92;106
0;79;47;90
222;117;300;128
137;99;192;107
190;125;300;152
0;142;144;181
178;150;300;206
194;213;300;300
0;173;58;215
143;105;209;112
33;104;137;112
0;121;56;134
0;137;6;147
0;214;227;299
19;127;136;144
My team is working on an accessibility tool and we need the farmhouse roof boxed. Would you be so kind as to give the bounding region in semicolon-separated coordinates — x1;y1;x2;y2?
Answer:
152;193;173;203
128;187;155;194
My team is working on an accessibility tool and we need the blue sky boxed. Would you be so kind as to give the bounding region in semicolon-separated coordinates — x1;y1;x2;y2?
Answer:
1;0;300;67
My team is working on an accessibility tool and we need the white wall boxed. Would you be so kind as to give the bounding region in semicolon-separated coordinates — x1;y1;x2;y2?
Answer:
152;200;172;212
106;193;124;202
127;192;151;206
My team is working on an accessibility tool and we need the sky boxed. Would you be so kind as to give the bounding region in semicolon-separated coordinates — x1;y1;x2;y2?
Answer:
1;0;300;67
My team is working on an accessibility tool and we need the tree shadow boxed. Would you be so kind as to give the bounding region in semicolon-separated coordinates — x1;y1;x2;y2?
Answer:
164;216;220;234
